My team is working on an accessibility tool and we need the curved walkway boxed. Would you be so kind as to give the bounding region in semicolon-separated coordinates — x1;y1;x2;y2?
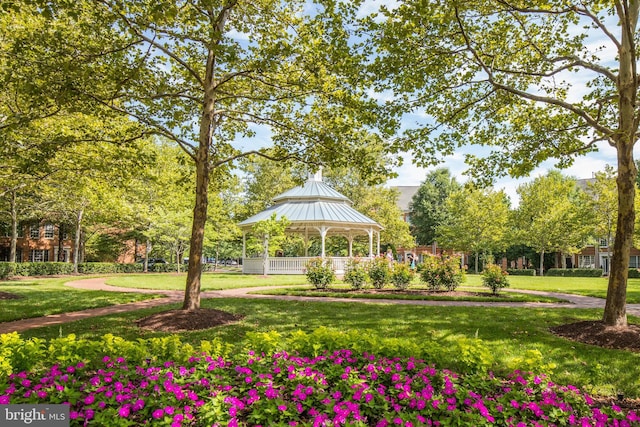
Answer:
1;277;640;334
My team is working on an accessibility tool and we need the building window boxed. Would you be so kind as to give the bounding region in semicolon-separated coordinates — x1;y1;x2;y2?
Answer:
30;224;40;239
44;224;55;239
30;249;49;262
578;255;595;269
599;238;608;247
0;223;8;237
630;256;640;269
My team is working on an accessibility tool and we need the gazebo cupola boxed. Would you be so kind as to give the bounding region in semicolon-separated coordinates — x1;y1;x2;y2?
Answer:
238;170;383;274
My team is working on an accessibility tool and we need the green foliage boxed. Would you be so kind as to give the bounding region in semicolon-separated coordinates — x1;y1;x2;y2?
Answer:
1;262;75;277
408;168;461;246
419;254;465;291
342;258;368;290
0;262;16;279
481;264;510;295
0;332;231;377
437;186;510;273
390;261;414;290
506;268;536;276
546;268;604;277
77;262;144;274
304;257;335;289
629;269;640;279
367;257;391;289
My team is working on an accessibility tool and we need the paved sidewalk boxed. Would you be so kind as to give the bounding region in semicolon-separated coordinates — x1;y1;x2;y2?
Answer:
1;277;639;334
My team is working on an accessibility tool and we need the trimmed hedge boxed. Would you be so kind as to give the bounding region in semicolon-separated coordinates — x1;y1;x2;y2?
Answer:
629;268;640;278
546;268;603;277
0;262;75;278
506;268;536;276
77;262;144;274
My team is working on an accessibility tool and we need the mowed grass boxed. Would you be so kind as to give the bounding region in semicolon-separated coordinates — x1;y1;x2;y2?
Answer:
14;297;640;398
256;286;565;303
105;273;307;290
466;274;640;303
106;271;640;302
0;277;160;322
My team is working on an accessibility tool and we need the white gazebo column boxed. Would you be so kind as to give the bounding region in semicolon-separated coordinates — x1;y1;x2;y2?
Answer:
347;233;354;257
367;228;374;258
304;227;309;257
317;226;329;258
377;230;380;257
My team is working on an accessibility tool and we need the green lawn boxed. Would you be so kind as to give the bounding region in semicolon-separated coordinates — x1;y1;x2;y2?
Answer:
105;273;307;290
3;274;640;398
255;286;565;302
0;276;160;322
14;297;640;398
466;274;640;303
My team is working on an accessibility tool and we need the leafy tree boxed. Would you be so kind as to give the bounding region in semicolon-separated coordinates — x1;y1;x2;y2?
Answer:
250;213;290;275
370;1;640;326
408;168;461;246
513;172;593;277
60;0;394;310
437;186;510;273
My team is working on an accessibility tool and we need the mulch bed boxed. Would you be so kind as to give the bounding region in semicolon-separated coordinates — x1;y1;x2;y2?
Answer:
135;308;244;333
550;320;640;352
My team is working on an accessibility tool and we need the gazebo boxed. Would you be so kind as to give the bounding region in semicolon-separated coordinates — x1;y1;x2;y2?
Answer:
238;171;383;274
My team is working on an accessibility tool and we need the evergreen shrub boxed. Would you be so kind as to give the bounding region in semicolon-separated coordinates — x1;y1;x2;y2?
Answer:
506;268;536;276
546;268;603;277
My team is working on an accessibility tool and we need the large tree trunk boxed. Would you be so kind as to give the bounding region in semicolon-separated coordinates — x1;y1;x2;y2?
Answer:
183;142;210;310
9;190;17;263
182;5;233;310
603;145;636;326
603;2;639;327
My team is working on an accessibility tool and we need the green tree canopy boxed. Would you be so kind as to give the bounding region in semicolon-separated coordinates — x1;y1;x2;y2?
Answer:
514;171;593;277
437;186;510;273
408;168;461;246
369;1;639;326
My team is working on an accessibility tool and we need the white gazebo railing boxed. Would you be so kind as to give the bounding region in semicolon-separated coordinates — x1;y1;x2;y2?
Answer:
242;257;352;275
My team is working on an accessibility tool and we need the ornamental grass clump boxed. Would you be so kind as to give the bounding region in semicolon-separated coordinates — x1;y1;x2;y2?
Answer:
367;257;391;289
304;257;335;290
390;261;414;290
2;349;638;427
420;254;465;291
343;258;368;290
482;263;510;295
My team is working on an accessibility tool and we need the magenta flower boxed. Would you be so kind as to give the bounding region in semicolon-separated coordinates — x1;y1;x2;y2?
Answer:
152;408;165;419
118;406;130;417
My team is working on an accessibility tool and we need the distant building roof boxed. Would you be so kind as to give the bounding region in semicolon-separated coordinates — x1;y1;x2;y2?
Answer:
393;186;420;213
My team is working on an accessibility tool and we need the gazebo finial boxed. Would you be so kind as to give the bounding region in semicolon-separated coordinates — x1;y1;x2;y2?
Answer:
309;166;323;182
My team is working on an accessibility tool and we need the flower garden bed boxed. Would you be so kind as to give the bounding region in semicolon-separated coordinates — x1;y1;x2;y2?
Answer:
2;348;638;426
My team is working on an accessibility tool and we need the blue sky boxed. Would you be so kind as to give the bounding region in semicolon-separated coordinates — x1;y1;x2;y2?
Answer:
385;140;622;207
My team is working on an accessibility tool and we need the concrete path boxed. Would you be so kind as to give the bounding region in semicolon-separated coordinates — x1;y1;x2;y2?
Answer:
1;277;639;334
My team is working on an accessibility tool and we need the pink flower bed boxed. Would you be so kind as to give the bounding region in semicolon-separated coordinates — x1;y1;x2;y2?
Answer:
1;349;638;426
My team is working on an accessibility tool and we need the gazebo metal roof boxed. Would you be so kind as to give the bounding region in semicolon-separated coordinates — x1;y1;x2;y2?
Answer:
238;172;382;236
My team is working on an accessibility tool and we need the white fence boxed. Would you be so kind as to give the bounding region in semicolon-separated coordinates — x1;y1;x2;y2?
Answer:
242;257;352;275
